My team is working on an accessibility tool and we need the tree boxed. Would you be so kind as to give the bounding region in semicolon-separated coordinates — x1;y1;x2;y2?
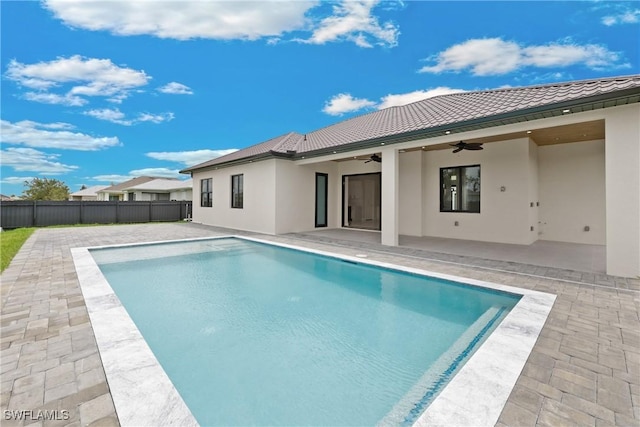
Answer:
22;178;70;201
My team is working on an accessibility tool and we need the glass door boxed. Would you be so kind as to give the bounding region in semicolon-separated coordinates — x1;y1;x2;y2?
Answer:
342;173;381;230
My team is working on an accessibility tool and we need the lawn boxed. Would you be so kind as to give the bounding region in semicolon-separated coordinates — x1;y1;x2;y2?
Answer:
1;228;35;272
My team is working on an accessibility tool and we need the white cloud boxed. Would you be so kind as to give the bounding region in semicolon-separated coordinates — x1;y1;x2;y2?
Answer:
146;149;239;166
322;87;466;115
304;0;399;48
322;93;376;115
1;119;121;151
377;87;466;109
419;38;626;75
42;0;398;48
1;147;78;174
158;82;193;95
602;9;640;26
0;176;35;185
84;109;174;125
23;91;87;106
137;112;175;124
43;0;315;40
92;168;181;183
6;55;149;105
84;108;131;125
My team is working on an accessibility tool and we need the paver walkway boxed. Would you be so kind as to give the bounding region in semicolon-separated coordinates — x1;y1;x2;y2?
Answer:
1;223;638;426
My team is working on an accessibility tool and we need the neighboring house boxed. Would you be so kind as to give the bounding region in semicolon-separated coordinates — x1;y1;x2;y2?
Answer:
120;178;192;201
181;75;640;278
0;194;19;201
96;177;168;201
69;185;109;201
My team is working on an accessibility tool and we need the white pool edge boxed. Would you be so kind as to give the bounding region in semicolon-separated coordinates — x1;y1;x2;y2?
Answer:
71;235;556;427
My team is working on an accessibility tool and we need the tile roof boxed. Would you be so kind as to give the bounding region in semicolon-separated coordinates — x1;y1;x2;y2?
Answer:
124;178;192;191
70;185;109;197
99;176;174;193
183;75;640;172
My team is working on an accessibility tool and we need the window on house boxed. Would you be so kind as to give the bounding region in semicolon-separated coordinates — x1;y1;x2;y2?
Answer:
201;178;212;207
231;174;243;209
440;165;480;213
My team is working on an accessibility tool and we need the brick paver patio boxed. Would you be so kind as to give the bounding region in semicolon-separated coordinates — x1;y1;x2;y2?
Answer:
1;223;638;426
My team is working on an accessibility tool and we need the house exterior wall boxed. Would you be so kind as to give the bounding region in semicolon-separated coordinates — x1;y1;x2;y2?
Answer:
538;139;606;245
399;151;423;236
273;160;338;234
604;104;640;277
422;138;535;244
191;160;277;234
169;189;192;201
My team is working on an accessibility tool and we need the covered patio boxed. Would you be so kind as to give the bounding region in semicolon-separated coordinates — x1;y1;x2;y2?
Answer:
286;228;635;289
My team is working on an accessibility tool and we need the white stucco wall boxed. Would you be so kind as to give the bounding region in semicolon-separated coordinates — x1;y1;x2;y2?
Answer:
604;104;640;277
538;140;606;245
527;140;539;244
399;151;423;236
191;160;277;234
274;160;338;234
422;138;534;244
169;189;192;201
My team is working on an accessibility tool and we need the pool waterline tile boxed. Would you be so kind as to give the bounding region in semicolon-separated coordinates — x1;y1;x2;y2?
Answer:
72;235;556;427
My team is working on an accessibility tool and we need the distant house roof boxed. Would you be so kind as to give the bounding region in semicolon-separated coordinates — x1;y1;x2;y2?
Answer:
70;185;109;197
98;176;174;193
182;75;640;173
124;178;192;192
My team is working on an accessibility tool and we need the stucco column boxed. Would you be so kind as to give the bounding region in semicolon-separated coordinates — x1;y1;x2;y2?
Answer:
605;104;640;277
381;147;399;246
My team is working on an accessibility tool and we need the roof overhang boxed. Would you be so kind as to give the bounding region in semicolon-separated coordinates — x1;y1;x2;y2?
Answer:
183;86;639;173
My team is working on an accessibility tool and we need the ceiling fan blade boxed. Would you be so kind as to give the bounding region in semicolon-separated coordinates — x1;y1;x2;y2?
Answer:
364;159;372;163
452;147;463;153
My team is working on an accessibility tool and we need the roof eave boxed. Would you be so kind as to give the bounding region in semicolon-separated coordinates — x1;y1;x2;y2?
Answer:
293;87;640;160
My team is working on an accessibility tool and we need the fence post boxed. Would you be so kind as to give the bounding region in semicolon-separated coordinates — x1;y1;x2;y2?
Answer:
33;201;37;226
80;201;84;224
149;201;153;222
115;200;119;223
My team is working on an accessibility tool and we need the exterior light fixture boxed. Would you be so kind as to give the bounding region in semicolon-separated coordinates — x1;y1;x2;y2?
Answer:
562;109;571;114
381;142;385;145
445;130;451;135
526;130;532;134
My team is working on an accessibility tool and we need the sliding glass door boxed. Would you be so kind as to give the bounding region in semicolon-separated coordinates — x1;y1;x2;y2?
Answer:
342;173;381;230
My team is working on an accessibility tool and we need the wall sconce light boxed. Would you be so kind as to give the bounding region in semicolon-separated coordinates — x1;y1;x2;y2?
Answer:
584;226;590;232
454;221;459;226
500;186;506;192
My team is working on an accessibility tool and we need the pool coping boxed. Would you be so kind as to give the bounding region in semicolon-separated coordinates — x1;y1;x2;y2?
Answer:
71;235;556;427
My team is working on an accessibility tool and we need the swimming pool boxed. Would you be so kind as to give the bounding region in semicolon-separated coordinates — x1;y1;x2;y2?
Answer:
72;236;555;426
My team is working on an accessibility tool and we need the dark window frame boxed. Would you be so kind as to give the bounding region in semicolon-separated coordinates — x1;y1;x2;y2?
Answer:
231;174;243;209
315;173;328;227
439;164;481;213
200;178;212;207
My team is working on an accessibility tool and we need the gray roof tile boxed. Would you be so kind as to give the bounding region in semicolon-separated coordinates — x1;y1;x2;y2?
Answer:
183;75;640;172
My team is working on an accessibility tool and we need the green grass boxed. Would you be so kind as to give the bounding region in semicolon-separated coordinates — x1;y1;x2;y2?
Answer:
1;228;35;272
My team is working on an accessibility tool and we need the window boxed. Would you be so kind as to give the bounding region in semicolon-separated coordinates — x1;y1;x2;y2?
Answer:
440;165;480;213
200;178;212;207
231;174;243;209
315;173;328;227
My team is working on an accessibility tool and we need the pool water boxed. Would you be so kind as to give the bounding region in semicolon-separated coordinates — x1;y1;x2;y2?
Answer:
91;238;519;426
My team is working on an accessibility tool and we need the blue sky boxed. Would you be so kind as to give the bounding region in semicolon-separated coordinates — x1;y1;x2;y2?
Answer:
1;1;638;196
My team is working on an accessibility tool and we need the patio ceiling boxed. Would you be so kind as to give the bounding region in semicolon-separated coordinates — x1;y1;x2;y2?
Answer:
339;120;605;160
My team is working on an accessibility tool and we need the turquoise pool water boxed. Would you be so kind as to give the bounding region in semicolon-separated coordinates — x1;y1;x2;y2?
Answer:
91;238;520;426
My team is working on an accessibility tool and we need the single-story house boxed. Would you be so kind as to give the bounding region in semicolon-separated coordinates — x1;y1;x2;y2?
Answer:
69;185;109;201
120;178;193;201
96;176;169;201
181;75;640;278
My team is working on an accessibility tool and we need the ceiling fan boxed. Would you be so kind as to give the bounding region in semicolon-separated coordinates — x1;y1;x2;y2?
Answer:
450;141;484;153
364;154;382;163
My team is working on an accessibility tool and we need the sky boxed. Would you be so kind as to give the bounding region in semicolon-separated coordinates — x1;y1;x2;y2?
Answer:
1;1;638;196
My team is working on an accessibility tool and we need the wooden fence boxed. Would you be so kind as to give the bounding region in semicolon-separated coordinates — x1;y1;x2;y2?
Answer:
0;200;192;229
